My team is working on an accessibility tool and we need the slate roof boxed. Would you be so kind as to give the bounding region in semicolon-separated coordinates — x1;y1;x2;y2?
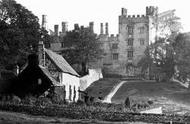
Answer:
39;65;60;86
44;48;79;77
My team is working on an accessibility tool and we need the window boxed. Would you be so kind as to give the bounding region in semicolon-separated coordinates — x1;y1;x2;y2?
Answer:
61;42;64;48
112;43;118;49
69;85;72;101
112;53;119;60
127;51;133;58
45;43;50;48
38;78;42;85
139;38;145;45
128;38;133;46
128;26;133;34
73;86;76;102
139;26;145;34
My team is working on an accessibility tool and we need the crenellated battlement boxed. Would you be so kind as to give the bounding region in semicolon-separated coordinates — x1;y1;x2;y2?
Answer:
108;34;119;41
120;6;157;20
126;14;146;19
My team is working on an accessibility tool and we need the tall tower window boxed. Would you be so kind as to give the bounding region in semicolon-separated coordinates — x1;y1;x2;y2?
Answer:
61;42;64;48
112;53;119;60
112;43;118;49
128;38;133;46
127;51;133;58
128;26;133;35
139;38;145;45
139;26;145;34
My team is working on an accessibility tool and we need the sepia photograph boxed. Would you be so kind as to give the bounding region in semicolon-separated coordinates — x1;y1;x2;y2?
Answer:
0;0;190;123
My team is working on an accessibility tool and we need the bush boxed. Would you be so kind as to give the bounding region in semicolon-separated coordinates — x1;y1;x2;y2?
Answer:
51;94;66;105
35;97;52;107
124;97;131;108
21;95;37;105
11;95;21;104
75;100;85;106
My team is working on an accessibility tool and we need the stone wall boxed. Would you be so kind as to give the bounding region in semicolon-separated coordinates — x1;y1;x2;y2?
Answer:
80;69;103;91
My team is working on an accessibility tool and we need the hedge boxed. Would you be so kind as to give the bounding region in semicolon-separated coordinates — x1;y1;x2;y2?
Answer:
0;102;189;123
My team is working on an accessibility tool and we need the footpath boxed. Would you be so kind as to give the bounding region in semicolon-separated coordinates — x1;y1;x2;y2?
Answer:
103;81;126;103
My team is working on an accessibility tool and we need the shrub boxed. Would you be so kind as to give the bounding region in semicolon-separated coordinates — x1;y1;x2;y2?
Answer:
51;94;66;105
11;95;21;104
124;97;131;108
75;100;85;106
21;95;37;105
35;97;52;107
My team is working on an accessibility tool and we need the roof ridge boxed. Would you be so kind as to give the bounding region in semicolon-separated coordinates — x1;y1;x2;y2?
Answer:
44;48;80;77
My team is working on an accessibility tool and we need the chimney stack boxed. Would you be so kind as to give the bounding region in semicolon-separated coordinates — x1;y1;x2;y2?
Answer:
54;25;59;36
89;22;94;33
121;8;127;16
38;41;45;66
62;22;68;33
80;25;84;30
105;22;108;35
100;23;104;34
42;15;47;29
74;23;79;30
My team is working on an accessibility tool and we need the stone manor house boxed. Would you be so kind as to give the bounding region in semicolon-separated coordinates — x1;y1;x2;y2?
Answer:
45;6;176;77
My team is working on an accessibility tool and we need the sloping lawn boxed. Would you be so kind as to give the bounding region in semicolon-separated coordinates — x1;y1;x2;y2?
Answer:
85;78;121;99
112;81;189;104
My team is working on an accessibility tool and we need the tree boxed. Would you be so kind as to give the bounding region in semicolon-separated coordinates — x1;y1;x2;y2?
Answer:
0;0;42;70
172;33;190;81
62;27;103;75
138;10;182;81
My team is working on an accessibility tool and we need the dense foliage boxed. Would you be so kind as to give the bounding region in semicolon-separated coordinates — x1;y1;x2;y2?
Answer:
62;27;103;75
0;0;45;71
138;11;185;81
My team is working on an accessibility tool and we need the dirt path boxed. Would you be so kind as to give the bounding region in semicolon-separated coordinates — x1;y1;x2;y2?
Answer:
103;81;126;103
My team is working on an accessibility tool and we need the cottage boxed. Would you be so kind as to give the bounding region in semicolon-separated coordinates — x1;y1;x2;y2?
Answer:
16;41;80;102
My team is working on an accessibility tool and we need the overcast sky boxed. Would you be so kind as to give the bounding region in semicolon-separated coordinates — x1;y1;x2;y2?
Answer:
16;0;189;34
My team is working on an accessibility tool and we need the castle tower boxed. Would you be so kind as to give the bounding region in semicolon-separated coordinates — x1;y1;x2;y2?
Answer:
42;15;47;29
146;6;158;16
100;23;104;34
105;22;109;35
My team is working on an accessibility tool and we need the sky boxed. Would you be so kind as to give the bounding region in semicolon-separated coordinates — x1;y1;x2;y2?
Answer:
16;0;190;35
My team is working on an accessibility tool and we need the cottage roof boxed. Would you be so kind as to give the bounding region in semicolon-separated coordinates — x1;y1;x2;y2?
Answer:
39;65;60;86
44;48;79;77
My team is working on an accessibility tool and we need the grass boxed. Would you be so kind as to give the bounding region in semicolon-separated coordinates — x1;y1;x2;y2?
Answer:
86;78;190;114
112;81;189;104
85;78;121;99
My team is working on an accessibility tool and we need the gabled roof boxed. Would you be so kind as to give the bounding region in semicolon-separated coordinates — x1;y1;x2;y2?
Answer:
44;48;80;77
39;65;60;86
